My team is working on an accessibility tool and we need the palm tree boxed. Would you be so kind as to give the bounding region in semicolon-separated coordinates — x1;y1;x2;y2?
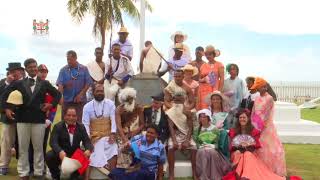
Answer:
67;0;152;50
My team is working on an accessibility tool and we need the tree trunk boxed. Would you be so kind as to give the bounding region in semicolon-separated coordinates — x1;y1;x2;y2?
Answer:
101;29;106;50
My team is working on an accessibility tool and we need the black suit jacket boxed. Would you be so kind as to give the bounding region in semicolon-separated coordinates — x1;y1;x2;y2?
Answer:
0;78;16;124
1;77;61;123
50;121;93;157
144;106;169;143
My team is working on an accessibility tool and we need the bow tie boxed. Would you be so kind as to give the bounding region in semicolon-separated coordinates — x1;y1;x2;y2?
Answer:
28;78;35;87
68;124;76;134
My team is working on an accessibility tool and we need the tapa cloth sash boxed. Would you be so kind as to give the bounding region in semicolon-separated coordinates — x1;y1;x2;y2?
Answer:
89;117;111;144
165;103;189;135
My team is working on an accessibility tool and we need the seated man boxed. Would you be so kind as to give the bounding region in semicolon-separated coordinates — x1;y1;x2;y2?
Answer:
46;107;93;180
115;88;144;168
105;43;134;102
164;69;195;111
166;92;197;180
82;84;118;178
143;92;169;144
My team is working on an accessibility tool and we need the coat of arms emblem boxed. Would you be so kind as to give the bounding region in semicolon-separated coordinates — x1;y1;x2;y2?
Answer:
33;19;49;35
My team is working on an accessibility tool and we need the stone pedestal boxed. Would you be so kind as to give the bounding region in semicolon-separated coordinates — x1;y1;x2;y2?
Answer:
274;102;320;144
128;73;167;106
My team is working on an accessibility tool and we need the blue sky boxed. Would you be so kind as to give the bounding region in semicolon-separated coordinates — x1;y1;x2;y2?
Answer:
0;0;319;82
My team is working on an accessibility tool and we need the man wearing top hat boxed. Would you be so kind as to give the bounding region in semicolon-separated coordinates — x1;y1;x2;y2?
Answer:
110;26;133;61
1;58;61;179
0;62;25;175
143;92;169;144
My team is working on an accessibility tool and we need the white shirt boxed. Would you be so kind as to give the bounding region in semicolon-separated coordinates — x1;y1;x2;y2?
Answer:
27;75;37;92
82;99;118;167
65;123;74;145
105;55;134;80
158;56;189;81
152;108;161;125
111;39;133;59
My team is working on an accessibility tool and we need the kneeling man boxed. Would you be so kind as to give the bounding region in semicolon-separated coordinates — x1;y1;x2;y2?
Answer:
82;84;118;176
46;107;93;180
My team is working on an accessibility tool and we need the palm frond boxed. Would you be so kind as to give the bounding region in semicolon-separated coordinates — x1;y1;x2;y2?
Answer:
67;0;89;22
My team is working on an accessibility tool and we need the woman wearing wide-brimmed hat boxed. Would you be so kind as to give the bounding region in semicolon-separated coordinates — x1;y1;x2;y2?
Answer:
197;45;224;109
168;31;191;61
205;91;233;159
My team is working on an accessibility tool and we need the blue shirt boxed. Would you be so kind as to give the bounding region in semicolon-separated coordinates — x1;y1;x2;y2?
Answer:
130;135;166;173
56;63;93;103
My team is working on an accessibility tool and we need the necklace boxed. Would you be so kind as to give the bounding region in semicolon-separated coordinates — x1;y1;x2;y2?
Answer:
69;65;80;80
93;101;105;118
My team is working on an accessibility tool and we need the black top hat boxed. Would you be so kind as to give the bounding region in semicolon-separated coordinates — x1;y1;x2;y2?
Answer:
6;62;24;71
151;92;164;102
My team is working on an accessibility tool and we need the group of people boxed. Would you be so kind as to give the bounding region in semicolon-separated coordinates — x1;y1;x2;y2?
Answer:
0;27;300;180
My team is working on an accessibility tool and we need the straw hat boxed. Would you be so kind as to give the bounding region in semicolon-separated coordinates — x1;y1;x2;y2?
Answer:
61;157;82;176
205;45;221;57
181;64;198;77
118;26;129;34
7;90;23;105
205;91;230;112
173;43;184;52
171;31;188;41
250;77;267;90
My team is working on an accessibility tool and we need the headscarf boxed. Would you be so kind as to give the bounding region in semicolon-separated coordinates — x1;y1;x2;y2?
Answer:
250;77;267;90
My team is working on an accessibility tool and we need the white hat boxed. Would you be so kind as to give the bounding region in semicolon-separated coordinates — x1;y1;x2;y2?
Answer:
61;157;82;176
7;90;23;105
171;31;188;41
196;109;212;121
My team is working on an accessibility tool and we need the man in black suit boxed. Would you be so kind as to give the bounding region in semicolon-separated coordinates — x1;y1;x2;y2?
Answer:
1;58;61;179
0;63;25;175
46;106;93;180
143;92;169;144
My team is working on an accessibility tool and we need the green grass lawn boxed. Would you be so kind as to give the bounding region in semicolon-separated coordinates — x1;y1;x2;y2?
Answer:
301;107;320;123
1;107;320;180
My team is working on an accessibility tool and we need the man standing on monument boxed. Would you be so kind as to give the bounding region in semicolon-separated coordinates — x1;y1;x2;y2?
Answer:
86;47;105;101
158;43;189;81
57;50;93;122
82;84;118;178
139;41;162;74
105;43;134;102
111;27;133;61
190;46;205;81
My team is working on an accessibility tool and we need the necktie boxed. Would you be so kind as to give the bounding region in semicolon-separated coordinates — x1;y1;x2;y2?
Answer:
151;109;158;123
68;124;76;134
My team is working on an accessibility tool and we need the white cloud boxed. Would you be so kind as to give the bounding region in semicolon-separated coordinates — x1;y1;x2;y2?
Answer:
221;47;318;81
148;0;320;35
